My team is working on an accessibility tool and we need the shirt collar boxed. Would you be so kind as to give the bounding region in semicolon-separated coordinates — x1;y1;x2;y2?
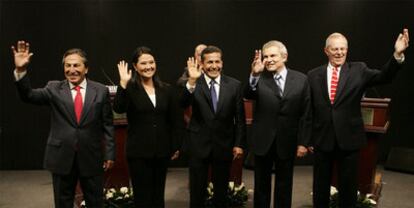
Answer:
328;63;342;72
273;67;287;81
204;74;221;85
69;78;87;90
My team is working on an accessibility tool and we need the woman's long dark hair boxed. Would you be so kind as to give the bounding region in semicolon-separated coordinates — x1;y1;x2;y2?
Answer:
128;46;166;88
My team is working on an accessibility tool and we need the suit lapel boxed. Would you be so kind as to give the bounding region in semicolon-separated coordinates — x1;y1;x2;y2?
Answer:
79;81;97;124
282;69;294;98
59;80;77;125
317;65;331;105
263;72;282;99
333;63;350;105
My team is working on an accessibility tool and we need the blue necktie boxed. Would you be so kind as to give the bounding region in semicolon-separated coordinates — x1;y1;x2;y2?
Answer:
210;79;218;112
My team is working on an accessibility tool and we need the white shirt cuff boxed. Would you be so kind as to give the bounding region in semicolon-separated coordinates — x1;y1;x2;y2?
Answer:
186;81;196;93
394;53;405;64
14;69;27;81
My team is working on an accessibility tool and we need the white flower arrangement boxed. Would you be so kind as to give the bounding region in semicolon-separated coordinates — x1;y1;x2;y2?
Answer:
328;186;377;208
81;186;134;208
205;181;248;207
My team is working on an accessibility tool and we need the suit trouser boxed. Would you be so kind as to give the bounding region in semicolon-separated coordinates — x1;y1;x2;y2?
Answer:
189;155;231;208
313;147;359;208
127;157;169;208
254;139;294;208
52;154;103;208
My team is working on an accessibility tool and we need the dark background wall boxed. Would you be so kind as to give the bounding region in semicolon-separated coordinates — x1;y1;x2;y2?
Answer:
1;0;413;169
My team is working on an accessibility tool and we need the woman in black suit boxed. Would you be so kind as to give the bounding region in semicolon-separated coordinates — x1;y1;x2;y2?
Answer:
113;46;180;208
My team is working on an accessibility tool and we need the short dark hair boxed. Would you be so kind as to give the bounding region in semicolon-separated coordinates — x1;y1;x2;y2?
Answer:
62;48;88;67
200;45;222;62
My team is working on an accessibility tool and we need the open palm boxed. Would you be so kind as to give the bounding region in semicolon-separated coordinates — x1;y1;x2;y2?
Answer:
117;60;132;88
11;41;33;71
187;57;202;80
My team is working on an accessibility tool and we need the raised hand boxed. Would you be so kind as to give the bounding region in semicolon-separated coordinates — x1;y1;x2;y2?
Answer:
251;50;264;76
11;40;34;72
187;57;202;86
394;28;409;57
117;60;132;89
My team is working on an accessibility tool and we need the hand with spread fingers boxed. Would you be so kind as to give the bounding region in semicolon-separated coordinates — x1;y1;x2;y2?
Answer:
187;57;202;86
251;49;264;76
11;40;34;72
117;60;132;89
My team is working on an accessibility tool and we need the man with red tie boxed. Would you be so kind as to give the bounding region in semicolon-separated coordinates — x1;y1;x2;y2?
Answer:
307;29;409;208
12;41;115;208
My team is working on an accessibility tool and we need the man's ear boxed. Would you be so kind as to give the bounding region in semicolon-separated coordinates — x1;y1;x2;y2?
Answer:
282;54;288;63
324;47;329;56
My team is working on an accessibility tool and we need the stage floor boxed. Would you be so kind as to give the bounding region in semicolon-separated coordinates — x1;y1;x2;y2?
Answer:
1;166;413;207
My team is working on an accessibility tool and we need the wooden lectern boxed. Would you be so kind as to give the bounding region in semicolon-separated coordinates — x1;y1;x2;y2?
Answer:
358;98;391;196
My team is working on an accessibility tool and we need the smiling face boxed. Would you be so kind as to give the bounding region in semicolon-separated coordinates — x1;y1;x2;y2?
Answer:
63;54;88;85
201;52;223;79
262;46;287;73
325;34;348;67
133;53;156;79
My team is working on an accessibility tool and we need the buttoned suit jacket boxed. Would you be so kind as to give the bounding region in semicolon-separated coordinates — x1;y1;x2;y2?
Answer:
112;82;180;158
307;58;402;151
15;75;115;176
244;69;312;159
180;74;246;161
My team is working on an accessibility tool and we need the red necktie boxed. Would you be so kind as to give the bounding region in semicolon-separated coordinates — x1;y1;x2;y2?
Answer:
74;86;83;123
330;67;338;104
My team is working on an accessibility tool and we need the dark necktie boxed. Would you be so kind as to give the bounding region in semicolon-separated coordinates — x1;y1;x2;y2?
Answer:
74;86;83;123
210;79;218;112
330;67;338;104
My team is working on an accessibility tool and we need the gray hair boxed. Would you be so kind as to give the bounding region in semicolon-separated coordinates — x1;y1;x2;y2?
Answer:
325;32;348;48
262;40;288;56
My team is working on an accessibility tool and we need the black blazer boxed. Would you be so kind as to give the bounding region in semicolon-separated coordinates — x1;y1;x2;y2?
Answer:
307;58;402;151
180;74;246;161
15;75;115;176
113;82;180;158
244;69;312;159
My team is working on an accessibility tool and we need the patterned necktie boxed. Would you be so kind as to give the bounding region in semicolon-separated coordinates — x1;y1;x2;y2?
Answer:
330;67;338;104
210;79;218;112
275;75;283;96
74;85;83;123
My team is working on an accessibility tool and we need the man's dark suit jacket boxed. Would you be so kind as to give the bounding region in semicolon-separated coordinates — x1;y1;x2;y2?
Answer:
244;70;312;159
15;75;115;176
307;58;402;151
112;82;180;158
180;74;246;161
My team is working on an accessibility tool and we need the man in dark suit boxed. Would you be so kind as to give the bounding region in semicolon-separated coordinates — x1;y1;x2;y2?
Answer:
180;45;246;207
12;41;115;208
308;29;409;208
244;40;312;208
